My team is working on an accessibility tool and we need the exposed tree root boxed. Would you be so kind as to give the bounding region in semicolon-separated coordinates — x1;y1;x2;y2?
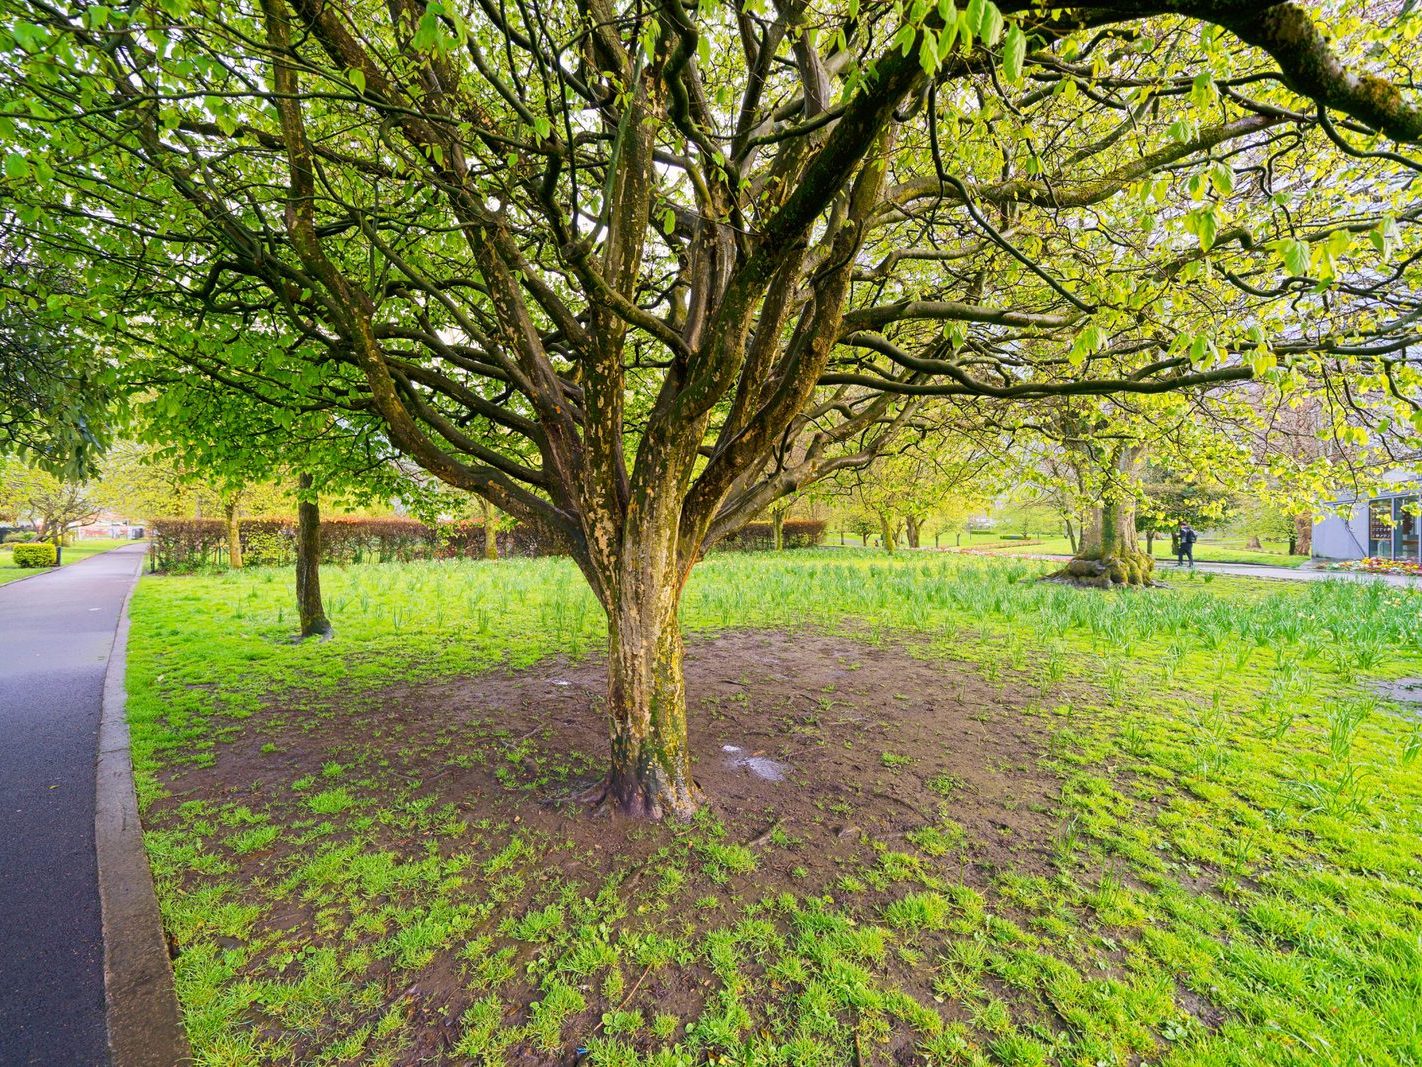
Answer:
1042;553;1162;589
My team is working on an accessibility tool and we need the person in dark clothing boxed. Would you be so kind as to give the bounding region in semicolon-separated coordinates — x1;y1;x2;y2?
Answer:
1177;522;1197;567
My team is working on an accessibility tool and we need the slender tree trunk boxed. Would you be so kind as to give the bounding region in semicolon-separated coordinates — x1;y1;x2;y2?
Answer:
599;565;699;819
1145;529;1155;556
480;496;498;560
878;512;897;553
1063;516;1078;554
771;507;785;551
296;473;332;639
224;497;243;569
1294;513;1313;556
905;515;921;550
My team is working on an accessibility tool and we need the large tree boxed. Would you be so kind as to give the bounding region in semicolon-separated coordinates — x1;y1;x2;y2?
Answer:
2;0;1420;816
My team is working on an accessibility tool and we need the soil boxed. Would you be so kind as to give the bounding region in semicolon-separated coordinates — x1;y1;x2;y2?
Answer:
151;629;1066;1064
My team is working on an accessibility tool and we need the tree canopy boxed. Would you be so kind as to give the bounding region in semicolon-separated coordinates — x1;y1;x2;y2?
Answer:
2;0;1420;813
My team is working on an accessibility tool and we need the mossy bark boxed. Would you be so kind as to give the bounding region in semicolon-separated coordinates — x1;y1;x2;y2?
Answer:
879;512;897;553
603;598;699;819
1049;496;1155;588
224;498;243;569
296;473;333;639
905;515;921;550
480;496;498;560
591;563;696;825
771;507;785;551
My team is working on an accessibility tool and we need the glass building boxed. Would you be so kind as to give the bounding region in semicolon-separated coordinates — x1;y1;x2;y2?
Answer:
1314;473;1422;562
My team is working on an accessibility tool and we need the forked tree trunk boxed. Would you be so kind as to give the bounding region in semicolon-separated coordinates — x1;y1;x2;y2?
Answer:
905;515;921;549
601;575;699;819
1049;495;1155;588
879;512;897;553
1145;528;1155;556
1294;513;1312;556
224;498;243;569
480;496;498;560
296;473;332;639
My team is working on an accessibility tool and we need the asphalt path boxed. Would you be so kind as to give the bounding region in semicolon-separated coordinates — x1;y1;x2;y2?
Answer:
0;543;146;1066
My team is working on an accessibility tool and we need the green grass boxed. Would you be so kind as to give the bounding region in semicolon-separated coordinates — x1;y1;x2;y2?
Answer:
126;551;1422;1065
977;535;1310;568
827;529;1309;567
0;537;137;582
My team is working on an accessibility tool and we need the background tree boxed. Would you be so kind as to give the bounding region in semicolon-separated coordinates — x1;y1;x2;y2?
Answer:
0;248;111;475
0;460;100;546
3;0;1421;815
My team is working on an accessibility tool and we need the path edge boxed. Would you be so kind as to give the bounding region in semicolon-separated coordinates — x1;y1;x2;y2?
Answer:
96;554;192;1066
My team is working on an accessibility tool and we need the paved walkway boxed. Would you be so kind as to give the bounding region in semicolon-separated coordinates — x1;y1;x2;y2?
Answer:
1013;552;1422;588
1156;559;1422;587
0;543;146;1066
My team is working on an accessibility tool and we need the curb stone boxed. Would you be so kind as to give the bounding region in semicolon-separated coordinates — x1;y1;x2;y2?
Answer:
95;553;191;1066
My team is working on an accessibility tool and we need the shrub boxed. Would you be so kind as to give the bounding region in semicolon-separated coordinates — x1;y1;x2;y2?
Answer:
13;542;58;567
3;531;38;544
149;514;566;572
714;519;826;552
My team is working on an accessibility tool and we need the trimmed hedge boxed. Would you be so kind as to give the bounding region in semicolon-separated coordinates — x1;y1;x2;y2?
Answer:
12;542;57;567
150;516;563;572
716;519;827;552
152;515;826;571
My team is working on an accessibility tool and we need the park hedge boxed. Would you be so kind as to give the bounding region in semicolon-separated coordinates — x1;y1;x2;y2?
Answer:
150;516;560;571
12;542;58;567
150;515;826;570
715;519;827;551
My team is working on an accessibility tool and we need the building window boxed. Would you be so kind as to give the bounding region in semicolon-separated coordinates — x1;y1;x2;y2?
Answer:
1369;499;1395;558
1397;496;1421;561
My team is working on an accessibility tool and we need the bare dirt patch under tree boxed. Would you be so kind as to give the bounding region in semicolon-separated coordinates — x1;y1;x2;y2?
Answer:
149;631;1063;1063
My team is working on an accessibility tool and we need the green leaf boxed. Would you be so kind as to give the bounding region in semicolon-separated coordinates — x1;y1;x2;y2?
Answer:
348;67;366;93
1274;239;1309;276
919;33;939;75
981;4;1003;46
661;208;676;235
1250;347;1277;376
4;152;30;180
1002;23;1026;83
966;0;987;36
1209;161;1234;196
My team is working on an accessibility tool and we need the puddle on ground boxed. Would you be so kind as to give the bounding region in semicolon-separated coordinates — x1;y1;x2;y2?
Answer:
1373;677;1422;713
721;744;788;782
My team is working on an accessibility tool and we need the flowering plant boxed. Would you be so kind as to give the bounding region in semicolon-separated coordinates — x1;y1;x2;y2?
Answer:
1334;557;1422;576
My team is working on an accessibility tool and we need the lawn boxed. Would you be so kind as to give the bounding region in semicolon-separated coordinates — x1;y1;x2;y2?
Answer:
965;536;1309;569
125;551;1422;1066
0;537;137;583
824;530;1309;568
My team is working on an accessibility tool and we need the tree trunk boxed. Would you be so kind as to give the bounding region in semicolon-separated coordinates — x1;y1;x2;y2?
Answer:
905;515;921;550
224;498;243;569
296;473;332;639
878;513;897;553
1049;495;1154;588
600;577;699;819
1294;513;1313;556
1063;516;1078;554
771;507;785;551
480;496;498;560
1145;529;1155;556
1246;535;1262;549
